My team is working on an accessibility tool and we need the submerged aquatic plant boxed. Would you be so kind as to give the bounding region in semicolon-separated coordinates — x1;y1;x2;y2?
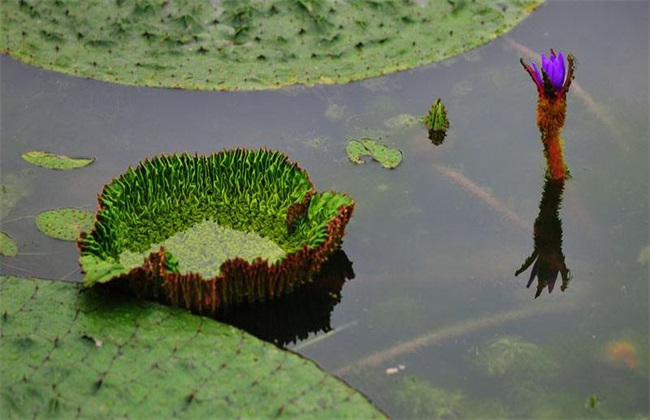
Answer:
521;49;576;180
475;336;559;378
395;375;466;419
516;176;571;298
78;149;354;314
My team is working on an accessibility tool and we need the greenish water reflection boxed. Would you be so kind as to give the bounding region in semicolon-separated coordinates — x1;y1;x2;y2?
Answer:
1;1;647;418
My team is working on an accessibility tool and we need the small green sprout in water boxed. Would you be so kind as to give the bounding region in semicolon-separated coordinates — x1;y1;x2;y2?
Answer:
585;394;601;409
422;98;450;145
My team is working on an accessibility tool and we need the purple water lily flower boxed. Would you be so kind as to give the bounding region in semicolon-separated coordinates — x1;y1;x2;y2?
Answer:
535;51;566;90
521;49;574;98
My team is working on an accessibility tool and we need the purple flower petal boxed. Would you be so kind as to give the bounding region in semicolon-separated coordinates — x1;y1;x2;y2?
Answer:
558;51;566;86
531;62;543;86
539;50;566;91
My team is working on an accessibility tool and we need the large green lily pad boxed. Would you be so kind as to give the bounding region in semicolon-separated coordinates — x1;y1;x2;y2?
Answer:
21;151;95;170
78;150;355;314
0;0;543;91
36;208;95;241
0;275;384;418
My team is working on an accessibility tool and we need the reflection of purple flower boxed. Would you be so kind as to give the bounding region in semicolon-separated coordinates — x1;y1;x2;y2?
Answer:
520;249;570;298
515;177;571;299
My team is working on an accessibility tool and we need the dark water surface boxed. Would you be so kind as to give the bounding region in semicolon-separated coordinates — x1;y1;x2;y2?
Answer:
1;1;648;417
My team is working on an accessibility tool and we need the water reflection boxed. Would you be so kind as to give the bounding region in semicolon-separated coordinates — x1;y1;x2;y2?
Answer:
428;129;446;146
515;177;571;298
217;250;355;347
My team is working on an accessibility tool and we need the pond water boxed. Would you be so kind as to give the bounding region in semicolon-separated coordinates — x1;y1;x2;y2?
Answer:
1;1;648;418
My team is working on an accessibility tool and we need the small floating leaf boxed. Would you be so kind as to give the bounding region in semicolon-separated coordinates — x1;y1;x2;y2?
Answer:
423;99;450;145
361;139;403;169
21;151;95;170
346;140;370;164
346;139;403;169
0;231;17;256
423;99;450;133
36;208;95;241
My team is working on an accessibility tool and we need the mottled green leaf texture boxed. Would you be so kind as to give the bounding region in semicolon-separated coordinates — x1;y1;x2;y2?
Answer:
36;208;95;241
346;139;402;169
1;0;543;90
118;220;287;278
0;276;384;418
21;151;95;170
0;232;17;257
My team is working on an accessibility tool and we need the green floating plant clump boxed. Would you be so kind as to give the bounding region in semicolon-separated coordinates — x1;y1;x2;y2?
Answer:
1;0;543;90
78;149;354;314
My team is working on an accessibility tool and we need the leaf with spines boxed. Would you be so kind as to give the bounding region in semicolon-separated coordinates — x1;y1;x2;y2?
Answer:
78;150;355;314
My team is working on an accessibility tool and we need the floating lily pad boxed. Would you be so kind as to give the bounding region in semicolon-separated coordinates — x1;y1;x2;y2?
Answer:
361;139;403;169
78;150;355;314
36;208;95;241
0;232;17;257
21;151;95;170
0;0;543;90
0;275;384;418
346;140;370;165
346;139;402;169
